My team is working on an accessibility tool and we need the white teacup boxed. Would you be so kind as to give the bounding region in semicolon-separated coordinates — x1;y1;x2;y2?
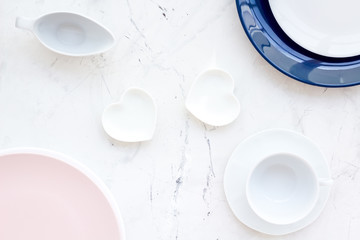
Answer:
246;153;332;225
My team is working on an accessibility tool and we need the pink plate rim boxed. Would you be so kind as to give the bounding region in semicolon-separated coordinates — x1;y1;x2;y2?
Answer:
0;147;126;240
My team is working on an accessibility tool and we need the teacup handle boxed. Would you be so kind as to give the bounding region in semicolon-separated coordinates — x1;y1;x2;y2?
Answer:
319;178;333;187
15;17;35;31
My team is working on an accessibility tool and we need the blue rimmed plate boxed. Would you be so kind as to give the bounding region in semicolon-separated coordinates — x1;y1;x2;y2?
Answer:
236;0;360;87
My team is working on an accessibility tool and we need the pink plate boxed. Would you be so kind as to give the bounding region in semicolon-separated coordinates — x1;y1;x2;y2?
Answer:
0;148;126;240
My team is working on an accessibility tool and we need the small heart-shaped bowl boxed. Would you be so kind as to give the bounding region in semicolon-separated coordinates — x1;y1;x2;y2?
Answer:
185;69;240;126
102;88;157;142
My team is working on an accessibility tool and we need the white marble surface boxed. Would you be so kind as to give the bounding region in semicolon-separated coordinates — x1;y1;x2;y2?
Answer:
2;0;360;239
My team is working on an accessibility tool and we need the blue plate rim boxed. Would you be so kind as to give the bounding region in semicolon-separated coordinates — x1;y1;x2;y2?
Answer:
235;0;360;88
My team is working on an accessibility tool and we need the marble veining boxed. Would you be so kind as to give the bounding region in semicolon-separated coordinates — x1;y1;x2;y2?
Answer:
2;0;360;239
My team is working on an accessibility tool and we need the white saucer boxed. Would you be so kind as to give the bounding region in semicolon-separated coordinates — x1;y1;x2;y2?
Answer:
223;129;332;235
269;0;360;58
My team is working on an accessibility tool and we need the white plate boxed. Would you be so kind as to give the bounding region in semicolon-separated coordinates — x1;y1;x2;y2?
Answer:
223;129;331;235
269;0;360;58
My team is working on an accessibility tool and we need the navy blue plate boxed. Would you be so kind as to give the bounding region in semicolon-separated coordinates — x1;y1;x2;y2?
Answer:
236;0;360;87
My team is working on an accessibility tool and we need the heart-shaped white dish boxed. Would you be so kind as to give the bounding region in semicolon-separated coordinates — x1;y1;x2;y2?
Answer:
102;88;157;142
185;69;240;126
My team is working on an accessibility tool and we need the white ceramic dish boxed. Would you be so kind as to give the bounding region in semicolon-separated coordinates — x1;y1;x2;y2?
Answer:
0;148;125;240
185;69;240;126
16;12;116;56
102;87;157;142
246;152;332;226
269;0;360;58
223;129;332;235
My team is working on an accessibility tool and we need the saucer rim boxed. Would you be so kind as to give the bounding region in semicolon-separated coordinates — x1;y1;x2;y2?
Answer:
223;128;332;235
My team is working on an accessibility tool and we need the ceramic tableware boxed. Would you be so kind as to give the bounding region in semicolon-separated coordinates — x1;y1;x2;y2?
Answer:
236;0;360;87
269;0;360;58
223;129;332;235
16;12;116;56
0;148;126;240
102;87;157;142
185;69;240;126
246;152;332;225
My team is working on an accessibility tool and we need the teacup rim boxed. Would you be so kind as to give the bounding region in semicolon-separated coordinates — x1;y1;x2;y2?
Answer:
245;151;320;225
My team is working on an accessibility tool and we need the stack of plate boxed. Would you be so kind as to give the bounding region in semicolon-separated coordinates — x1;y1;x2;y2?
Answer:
236;0;360;87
